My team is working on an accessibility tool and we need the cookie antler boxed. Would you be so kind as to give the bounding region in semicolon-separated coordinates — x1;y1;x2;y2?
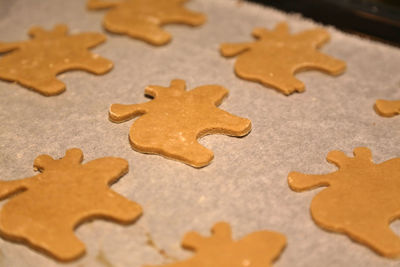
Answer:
288;150;347;191
252;22;289;39
0;150;84;200
146;79;186;97
28;26;49;38
327;147;373;170
110;80;188;122
293;28;330;48
28;25;69;39
182;222;233;251
288;147;374;191
0;149;83;198
34;148;83;172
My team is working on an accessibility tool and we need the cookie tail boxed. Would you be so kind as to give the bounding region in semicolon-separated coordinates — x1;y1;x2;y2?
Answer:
86;0;121;10
109;103;148;122
287;171;332;192
0;179;29;200
0;42;20;53
220;42;252;57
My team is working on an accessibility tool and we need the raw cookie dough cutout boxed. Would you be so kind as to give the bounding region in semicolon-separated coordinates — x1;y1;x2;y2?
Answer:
220;22;346;95
144;222;286;267
288;147;400;258
87;0;206;46
109;79;252;168
0;148;142;261
375;99;400;117
0;24;113;96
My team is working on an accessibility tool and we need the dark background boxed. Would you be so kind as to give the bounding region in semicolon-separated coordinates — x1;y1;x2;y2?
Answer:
247;0;400;46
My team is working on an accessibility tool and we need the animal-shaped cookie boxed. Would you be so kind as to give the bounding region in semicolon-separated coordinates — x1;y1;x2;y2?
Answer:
0;148;142;261
144;222;286;267
220;22;346;95
109;79;251;168
0;24;112;96
87;0;206;46
288;147;400;257
375;99;400;117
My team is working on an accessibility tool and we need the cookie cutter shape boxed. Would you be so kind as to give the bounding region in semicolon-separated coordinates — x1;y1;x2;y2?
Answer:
0;24;113;96
0;148;142;261
220;22;346;95
109;79;251;168
87;0;206;46
144;222;286;267
288;147;400;257
375;99;400;117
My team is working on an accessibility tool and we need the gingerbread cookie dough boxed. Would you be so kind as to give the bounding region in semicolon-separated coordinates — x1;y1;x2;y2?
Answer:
109;79;251;168
87;0;206;46
288;147;400;258
145;222;286;267
0;24;112;96
0;148;142;261
375;99;400;117
220;22;346;95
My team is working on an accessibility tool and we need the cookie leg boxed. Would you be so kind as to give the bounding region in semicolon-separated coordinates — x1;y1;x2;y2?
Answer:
95;192;143;223
349;221;400;258
133;137;214;168
375;99;400;117
172;141;214;168
234;63;305;95
18;76;66;96
0;217;85;261
164;9;206;26
104;17;172;46
127;25;172;46
209;109;251;137
41;229;86;261
263;73;305;95
308;52;346;75
72;55;113;75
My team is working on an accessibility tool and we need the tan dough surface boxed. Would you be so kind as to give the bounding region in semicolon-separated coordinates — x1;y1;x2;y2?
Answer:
220;22;346;95
144;222;286;267
109;79;251;168
0;25;113;96
375;99;400;117
87;0;206;46
288;147;400;258
0;148;142;261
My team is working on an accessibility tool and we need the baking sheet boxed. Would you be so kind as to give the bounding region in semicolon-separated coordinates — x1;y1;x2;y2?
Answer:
0;0;400;266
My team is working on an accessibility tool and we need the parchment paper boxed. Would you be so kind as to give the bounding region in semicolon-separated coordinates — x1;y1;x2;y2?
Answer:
0;0;399;266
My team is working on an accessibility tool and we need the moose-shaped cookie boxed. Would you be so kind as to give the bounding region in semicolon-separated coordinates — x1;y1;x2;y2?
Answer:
87;0;206;45
109;79;251;168
0;148;142;261
288;147;400;257
220;22;346;95
375;99;400;117
0;25;112;96
144;222;286;267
